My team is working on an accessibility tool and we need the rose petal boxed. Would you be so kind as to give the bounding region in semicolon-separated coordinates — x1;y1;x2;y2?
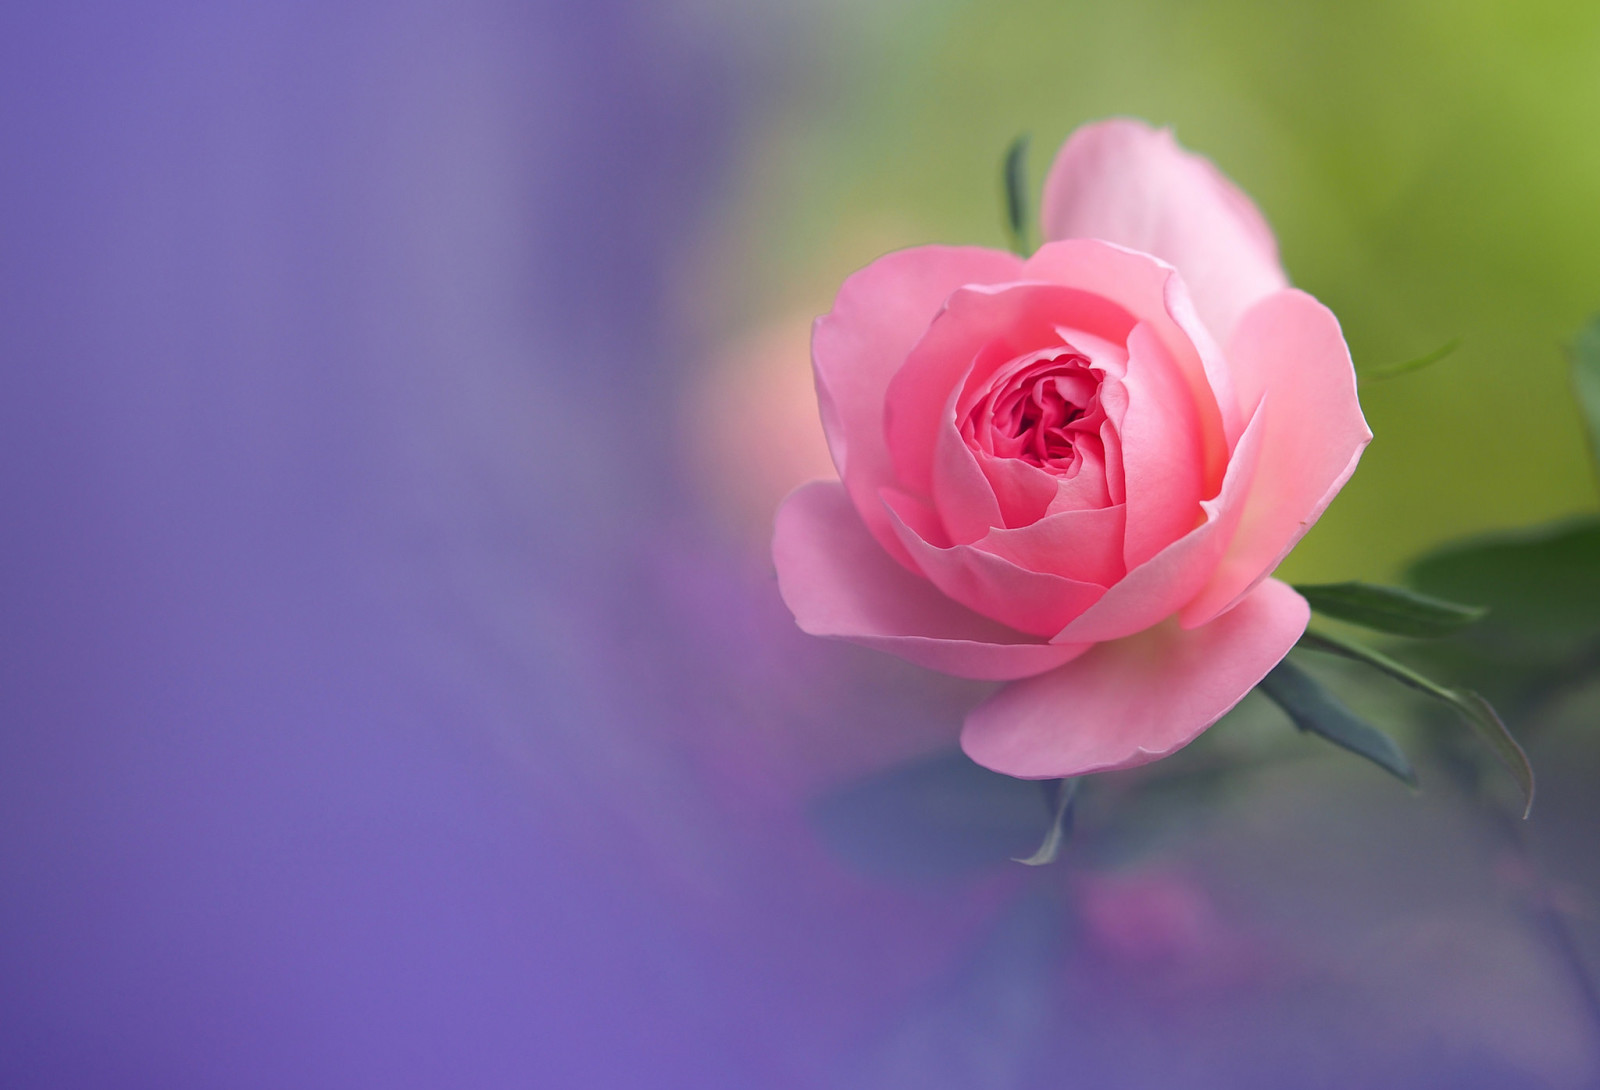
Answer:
1116;321;1206;569
973;504;1127;586
1097;400;1126;506
1049;398;1266;645
1039;118;1288;346
878;485;950;548
1179;290;1372;628
931;377;1006;543
971;447;1061;526
884;493;1107;638
813;245;1024;567
956;326;1128;527
1023;239;1236;479
773;481;1087;680
962;579;1309;777
1042;438;1113;513
886;282;1137;497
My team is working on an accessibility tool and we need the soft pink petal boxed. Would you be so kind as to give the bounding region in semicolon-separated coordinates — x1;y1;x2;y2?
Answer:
1042;440;1114;513
1096;395;1126;506
958;325;1128;527
814;245;1024;567
931;379;1006;543
885;281;1137;496
884;496;1106;638
973;504;1127;586
1116;322;1206;568
1179;290;1371;628
878;485;950;548
1050;399;1266;645
1039;119;1288;346
1024;239;1236;475
972;448;1061;526
962;578;1309;778
773;481;1087;680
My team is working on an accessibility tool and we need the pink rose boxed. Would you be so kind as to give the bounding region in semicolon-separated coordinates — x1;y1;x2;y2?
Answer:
771;119;1371;778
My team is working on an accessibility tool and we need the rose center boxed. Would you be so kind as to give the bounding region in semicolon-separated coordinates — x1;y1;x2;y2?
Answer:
964;350;1102;474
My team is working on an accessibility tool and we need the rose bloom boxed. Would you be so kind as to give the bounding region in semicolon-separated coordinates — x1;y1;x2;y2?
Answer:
772;119;1370;778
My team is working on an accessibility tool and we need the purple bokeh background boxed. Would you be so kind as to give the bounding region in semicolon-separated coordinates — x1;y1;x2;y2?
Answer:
1;4;1020;1086
0;3;790;1084
5;4;1600;1088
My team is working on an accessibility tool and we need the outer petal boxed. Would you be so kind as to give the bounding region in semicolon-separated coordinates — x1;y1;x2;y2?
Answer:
813;245;1024;568
1179;290;1371;628
1039;118;1288;345
962;579;1309;778
773;481;1088;680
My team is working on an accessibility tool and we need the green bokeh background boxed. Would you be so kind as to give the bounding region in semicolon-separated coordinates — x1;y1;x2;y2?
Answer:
720;0;1600;581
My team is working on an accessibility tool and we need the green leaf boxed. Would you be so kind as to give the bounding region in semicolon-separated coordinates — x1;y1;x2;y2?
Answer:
1569;312;1600;487
1407;515;1600;654
1001;134;1032;257
1293;580;1487;638
1298;629;1535;817
1361;337;1461;380
1256;658;1418;786
1012;778;1078;866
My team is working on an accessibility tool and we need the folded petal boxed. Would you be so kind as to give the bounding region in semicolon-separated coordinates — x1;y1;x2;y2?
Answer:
1179;290;1372;628
931;379;1006;544
1039;118;1288;346
773;481;1087;680
1049;398;1266;645
962;579;1309;777
814;246;1024;567
1116;322;1206;569
886;281;1137;497
954;325;1128;529
1023;239;1236;476
971;447;1061;526
884;494;1106;638
973;504;1126;587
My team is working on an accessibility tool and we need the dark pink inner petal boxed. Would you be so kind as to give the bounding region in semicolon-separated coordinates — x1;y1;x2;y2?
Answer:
960;345;1110;482
885;282;1136;500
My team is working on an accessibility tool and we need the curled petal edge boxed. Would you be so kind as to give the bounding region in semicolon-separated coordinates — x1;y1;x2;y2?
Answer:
962;578;1309;778
773;480;1090;681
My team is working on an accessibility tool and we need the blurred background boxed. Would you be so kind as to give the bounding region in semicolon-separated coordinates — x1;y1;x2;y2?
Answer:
5;1;1600;1087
